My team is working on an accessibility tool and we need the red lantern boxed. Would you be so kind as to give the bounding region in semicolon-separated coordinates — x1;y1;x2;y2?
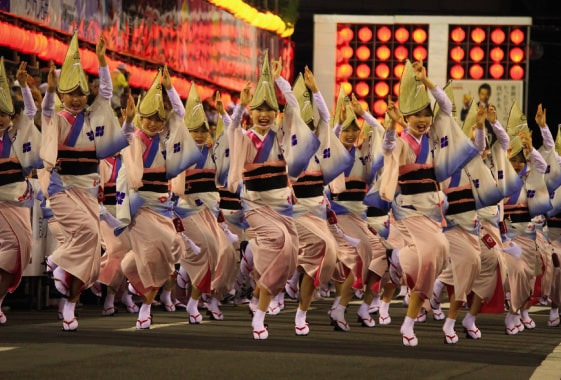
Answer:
338;27;354;44
490;47;504;62
510;47;525;63
374;81;389;97
450;46;465;62
394;63;405;78
413;46;427;61
412;28;427;44
373;99;388;115
377;26;392;42
393;82;400;96
375;63;390;79
336;63;353;80
450;27;466;43
395;27;409;43
491;28;506;44
394;45;408;62
356;64;371;79
356;46;371;61
355;81;370;97
469;64;484;79
358;27;373;42
450;64;465;80
510;29;525;45
471;27;486;44
509;65;524;80
470;46;485;62
340;45;354;60
376;45;391;61
489;63;504;79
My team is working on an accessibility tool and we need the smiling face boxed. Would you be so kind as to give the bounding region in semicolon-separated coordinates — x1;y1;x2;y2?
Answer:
405;106;433;139
140;114;165;137
340;123;360;149
250;103;276;128
61;89;88;114
189;125;210;146
509;151;526;174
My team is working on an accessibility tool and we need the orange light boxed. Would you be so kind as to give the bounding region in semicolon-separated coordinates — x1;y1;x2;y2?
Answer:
491;28;506;44
490;47;504;62
358;27;373;42
489;63;504;79
356;64;371;79
356;45;371;61
375;63;390;79
377;26;392;42
469;64;484;79
376;45;391;61
394;45;409;61
450;27;466;43
374;81;390;97
510;29;525;45
373;99;388;115
510;64;524;80
338;27;354;44
471;27;486;44
336;63;353;80
450;46;465;62
412;28;427;43
470;46;485;62
510;47;525;63
355;81;370;97
358;100;368;111
394;63;405;78
341;81;352;95
395;27;409;43
450;64;465;80
340;45;354;59
393;83;400;96
413;46;427;61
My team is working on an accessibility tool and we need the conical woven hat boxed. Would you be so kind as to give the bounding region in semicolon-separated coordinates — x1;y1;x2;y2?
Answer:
185;81;209;131
138;69;166;120
506;101;530;138
249;50;278;111
398;59;430;116
0;57;14;115
462;98;478;137
293;73;313;124
58;32;89;95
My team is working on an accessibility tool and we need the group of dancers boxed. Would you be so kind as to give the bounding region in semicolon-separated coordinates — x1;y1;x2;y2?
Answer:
1;32;561;346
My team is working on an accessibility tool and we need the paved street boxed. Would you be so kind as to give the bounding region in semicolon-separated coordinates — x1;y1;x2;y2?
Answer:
1;297;560;379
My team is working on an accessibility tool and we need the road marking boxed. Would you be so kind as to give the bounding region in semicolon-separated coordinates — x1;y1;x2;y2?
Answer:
530;342;561;380
0;347;18;352
115;320;209;332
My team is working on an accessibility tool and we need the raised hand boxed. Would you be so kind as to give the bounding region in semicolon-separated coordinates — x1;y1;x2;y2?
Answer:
47;64;58;93
520;130;533;157
535;103;547;128
96;35;107;66
16;62;29;88
162;65;172;90
486;102;497;124
240;82;252;106
271;56;283;79
303;66;318;93
125;94;136;123
350;93;365;116
475;103;487;129
215;91;225;115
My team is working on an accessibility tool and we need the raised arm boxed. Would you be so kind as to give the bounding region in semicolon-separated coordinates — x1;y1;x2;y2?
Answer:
16;62;37;118
162;65;184;118
273;57;298;108
96;36;113;99
383;97;399;152
304;66;330;123
412;60;452;116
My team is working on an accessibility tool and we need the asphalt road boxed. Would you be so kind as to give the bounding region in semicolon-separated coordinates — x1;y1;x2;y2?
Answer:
1;297;560;380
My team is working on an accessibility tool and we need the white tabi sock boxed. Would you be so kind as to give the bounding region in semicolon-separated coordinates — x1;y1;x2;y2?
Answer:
103;293;115;309
138;303;151;321
187;297;199;315
63;301;76;321
443;317;456;334
295;307;307;326
380;301;390;316
159;289;172;305
462;312;476;329
432;279;445;303
401;316;415;335
252;309;266;330
357;302;370;318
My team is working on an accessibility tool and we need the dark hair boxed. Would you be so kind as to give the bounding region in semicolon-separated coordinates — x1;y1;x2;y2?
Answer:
13;100;24;116
478;83;491;95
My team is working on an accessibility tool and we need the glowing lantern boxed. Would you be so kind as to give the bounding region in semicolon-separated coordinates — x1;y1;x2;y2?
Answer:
356;46;371;61
490;47;504;62
510;47;525;63
489;63;504;79
374;81;390;97
450;64;465;79
376;45;391;61
359;100;368;111
356;64;371;79
394;45;408;61
510;29;525;45
450;46;465;62
510;65;524;80
394;63;405;78
377;26;392;42
375;63;390;79
355;81;370;97
395;27;409;43
338;27;354;44
491;28;506;44
413;46;427;61
469;64;484;79
393;83;400;96
341;81;352;95
337;63;353;79
358;27;373;42
340;45;354;60
373;99;388;115
412;28;427;43
471;27;486;43
470;46;485;62
450;27;466;43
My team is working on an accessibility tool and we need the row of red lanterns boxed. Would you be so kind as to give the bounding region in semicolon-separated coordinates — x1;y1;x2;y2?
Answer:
0;21;219;99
